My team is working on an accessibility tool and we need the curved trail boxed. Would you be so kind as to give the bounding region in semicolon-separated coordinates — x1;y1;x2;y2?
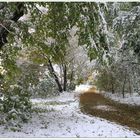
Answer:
0;89;139;137
79;88;140;134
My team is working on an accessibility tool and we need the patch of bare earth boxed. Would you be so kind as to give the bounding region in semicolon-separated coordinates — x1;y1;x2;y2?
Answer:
79;90;140;135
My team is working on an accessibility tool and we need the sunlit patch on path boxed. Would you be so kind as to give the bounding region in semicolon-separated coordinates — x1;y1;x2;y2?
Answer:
75;84;93;93
92;105;117;111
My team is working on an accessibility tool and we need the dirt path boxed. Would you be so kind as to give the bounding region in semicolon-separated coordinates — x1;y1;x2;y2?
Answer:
0;91;138;137
79;91;140;134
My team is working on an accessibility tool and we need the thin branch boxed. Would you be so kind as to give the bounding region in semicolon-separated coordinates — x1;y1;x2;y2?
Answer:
0;23;14;35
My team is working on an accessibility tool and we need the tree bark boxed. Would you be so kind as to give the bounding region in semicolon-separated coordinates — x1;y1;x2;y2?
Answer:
63;64;67;91
128;78;132;95
47;59;63;92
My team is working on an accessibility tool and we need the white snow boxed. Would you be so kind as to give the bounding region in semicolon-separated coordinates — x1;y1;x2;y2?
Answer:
102;92;140;106
0;86;139;137
18;14;30;22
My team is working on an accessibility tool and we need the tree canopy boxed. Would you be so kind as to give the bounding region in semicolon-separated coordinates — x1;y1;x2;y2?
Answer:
0;2;140;130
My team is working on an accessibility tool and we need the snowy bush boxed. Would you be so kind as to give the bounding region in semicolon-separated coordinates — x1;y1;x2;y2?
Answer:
67;82;76;91
3;84;32;131
33;75;59;98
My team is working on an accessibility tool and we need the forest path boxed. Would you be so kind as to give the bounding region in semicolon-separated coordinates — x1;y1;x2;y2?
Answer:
79;89;140;134
21;92;138;137
0;91;139;137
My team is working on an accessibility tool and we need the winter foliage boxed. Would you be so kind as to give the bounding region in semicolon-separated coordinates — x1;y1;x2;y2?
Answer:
0;2;140;137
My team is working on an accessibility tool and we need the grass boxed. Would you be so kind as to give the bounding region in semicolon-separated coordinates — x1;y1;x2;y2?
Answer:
79;91;140;134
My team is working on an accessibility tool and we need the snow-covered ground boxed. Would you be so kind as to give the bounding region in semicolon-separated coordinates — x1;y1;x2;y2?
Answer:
0;85;139;137
102;92;140;106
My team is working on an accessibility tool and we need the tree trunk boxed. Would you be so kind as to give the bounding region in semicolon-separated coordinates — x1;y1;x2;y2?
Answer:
111;82;115;94
69;70;74;87
128;78;132;95
47;59;63;92
0;3;24;48
122;72;127;98
63;64;67;91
